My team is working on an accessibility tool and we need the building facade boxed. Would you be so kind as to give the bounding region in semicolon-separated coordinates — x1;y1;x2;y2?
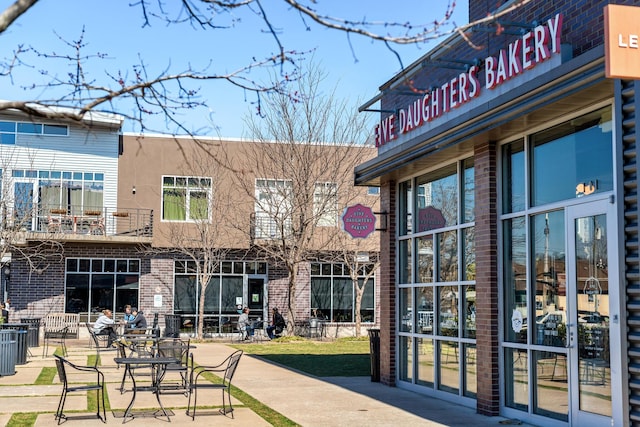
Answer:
2;115;380;338
355;0;638;426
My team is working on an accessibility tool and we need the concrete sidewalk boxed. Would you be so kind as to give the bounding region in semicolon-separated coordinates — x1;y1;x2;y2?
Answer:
0;340;535;426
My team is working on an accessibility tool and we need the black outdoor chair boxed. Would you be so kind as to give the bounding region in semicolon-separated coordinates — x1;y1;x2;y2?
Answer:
43;326;69;358
54;354;106;424
156;337;191;394
86;323;110;349
186;349;243;420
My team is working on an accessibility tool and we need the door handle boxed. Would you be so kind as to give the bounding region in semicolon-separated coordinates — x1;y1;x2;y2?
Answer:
565;326;574;348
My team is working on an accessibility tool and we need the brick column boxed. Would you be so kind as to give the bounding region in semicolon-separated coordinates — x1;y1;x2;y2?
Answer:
474;140;500;415
379;179;396;385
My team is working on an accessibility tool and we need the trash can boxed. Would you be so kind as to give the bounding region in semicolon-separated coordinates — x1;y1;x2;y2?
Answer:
164;314;181;338
20;318;41;348
368;328;380;382
0;330;17;376
1;324;29;364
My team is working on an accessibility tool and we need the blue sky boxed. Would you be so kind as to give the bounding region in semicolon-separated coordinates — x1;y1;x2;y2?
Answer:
1;1;468;138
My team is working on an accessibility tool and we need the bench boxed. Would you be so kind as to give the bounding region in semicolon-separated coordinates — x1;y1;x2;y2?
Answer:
43;313;80;339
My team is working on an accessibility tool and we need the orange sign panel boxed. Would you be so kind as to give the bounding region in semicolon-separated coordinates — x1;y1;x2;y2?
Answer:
605;4;640;79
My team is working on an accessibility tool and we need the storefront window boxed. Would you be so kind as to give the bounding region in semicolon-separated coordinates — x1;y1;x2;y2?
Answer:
416;338;434;387
399;180;413;235
397;159;474;397
439;340;460;394
531;107;612;207
503;217;527;344
533;351;568;421
310;263;376;323
399;336;413;382
65;258;140;321
502;139;525;214
504;348;528;411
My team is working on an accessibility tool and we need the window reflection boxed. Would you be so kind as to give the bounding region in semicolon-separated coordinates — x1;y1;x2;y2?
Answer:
399;287;413;332
439;340;459;394
417;338;434;387
416;164;458;231
417;235;433;283
439;231;458;282
503;217;527;344
531;107;612;207
438;286;458;337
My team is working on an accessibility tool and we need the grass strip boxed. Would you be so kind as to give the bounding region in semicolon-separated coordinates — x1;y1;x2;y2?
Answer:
234;338;371;377
197;366;299;426
6;412;37;427
34;367;56;385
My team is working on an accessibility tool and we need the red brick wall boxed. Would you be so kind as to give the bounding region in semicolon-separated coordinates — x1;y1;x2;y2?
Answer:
379;179;397;385
474;140;500;415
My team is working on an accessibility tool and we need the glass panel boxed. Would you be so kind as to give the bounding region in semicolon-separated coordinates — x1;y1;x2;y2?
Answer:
399;287;412;332
504;347;529;411
575;214;611;417
204;276;221;313
463;343;477;398
399;239;412;284
416;338;434;387
0;134;15;145
189;190;209;220
115;274;138;313
532;211;566;347
163;188;186;220
502;139;525;213
399;181;412;235
398;336;413;382
533;350;568;421
439;231;458;282
503;217;527;344
462;227;475;281
360;278;375;322
417;235;433;283
439;340;459;393
416;164;458;231
90;274;114;314
175;275;197;314
463;285;476;339
332;278;353;322
17;122;42;134
65;274;89;313
221;276;242;313
531;107;612;207
311;277;331;318
416;287;434;334
43;124;68;135
0;121;15;132
462;158;475;223
438;286;458;337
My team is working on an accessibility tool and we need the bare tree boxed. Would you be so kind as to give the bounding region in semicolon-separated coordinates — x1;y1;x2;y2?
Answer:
149;141;237;339
232;63;374;330
0;1;533;135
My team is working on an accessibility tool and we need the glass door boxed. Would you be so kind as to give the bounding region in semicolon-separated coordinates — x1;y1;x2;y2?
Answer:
566;199;622;426
14;181;36;231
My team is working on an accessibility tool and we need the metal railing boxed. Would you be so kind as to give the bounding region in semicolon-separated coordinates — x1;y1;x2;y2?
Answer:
12;206;154;237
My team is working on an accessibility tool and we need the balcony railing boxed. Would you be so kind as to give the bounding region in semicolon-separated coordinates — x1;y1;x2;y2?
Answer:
11;206;154;238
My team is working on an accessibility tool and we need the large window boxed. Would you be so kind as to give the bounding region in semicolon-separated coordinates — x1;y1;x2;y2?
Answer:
500;106;613;420
173;260;267;315
310;262;375;323
314;182;338;226
162;176;212;221
397;157;475;398
0;120;68;145
65;258;140;321
35;170;104;214
254;179;292;238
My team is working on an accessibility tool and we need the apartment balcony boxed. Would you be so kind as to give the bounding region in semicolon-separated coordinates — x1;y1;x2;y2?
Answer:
11;206;154;244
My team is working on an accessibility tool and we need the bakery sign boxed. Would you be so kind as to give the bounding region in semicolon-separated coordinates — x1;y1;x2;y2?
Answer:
604;4;640;79
342;204;376;238
374;13;564;148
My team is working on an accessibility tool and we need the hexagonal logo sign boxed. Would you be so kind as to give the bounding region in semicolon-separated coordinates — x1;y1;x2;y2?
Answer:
341;204;376;238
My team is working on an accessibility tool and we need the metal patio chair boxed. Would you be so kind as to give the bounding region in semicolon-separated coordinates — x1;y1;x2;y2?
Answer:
186;349;243;420
54;354;106;424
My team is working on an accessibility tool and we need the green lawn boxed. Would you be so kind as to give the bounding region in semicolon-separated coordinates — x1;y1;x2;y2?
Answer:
233;338;371;377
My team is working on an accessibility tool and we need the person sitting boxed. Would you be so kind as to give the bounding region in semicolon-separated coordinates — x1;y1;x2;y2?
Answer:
267;307;286;339
93;309;118;347
0;303;8;324
123;304;135;323
126;307;148;334
238;307;254;340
